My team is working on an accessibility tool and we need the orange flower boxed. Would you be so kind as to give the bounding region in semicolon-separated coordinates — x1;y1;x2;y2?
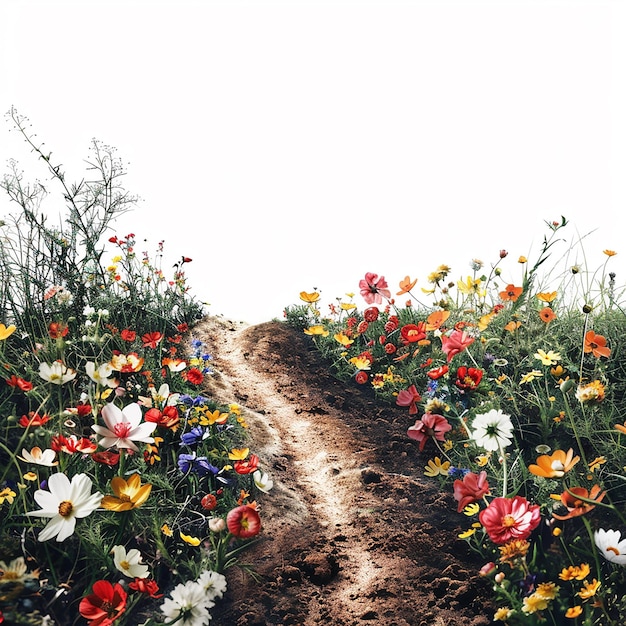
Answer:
528;449;580;478
603;249;617;257
584;331;611;358
552;484;606;520
536;291;557;303
539;307;557;323
615;422;626;435
425;310;450;331
499;284;523;302
299;291;320;303
504;321;522;333
396;276;417;296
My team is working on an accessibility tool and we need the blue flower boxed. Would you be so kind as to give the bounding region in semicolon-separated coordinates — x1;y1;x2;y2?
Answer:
177;452;218;476
179;426;209;447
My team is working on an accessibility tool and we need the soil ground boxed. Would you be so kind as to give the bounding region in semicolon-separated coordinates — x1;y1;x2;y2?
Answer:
197;317;496;626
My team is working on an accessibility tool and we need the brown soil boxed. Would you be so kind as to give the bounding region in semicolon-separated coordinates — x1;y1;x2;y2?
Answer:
197;317;496;626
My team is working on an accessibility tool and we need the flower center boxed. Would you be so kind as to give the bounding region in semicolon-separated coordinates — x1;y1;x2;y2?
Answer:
120;559;130;570
2;571;19;580
113;422;132;438
607;546;621;556
502;514;517;528
58;500;73;517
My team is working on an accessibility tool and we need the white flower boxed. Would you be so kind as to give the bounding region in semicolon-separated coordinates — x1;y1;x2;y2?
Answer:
594;529;626;566
208;518;226;533
252;470;274;493
0;556;37;584
161;580;214;626
38;361;77;385
83;305;96;317
26;473;102;542
196;569;227;601
470;409;514;451
92;402;156;451
151;383;180;408
85;361;118;388
111;545;150;578
19;446;58;467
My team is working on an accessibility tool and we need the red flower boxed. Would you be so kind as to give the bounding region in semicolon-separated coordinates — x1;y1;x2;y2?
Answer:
19;412;51;428
440;329;474;362
551;485;606;520
359;272;391;305
144;406;180;429
79;580;127;626
184;368;204;386
234;454;260;475
128;578;163;599
363;307;380;322
120;329;136;342
453;471;490;512
384;316;399;333
499;284;523;302
177;322;189;333
479;496;541;545
407;413;452;451
357;321;369;334
400;323;426;345
5;375;33;392
454;366;483;391
227;505;262;538
384;343;397;355
201;493;218;510
355;371;369;384
141;331;164;349
91;451;121;466
427;365;449;380
51;435;98;454
48;322;69;339
583;331;611;359
396;384;422;415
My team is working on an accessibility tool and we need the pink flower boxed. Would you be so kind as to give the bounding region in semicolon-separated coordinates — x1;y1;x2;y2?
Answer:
359;273;391;305
453;471;490;512
479;496;541;545
440;329;475;362
407;413;452;451
396;384;422;415
92;403;156;452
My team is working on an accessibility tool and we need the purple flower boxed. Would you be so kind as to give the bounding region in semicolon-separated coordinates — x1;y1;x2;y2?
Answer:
177;452;218;477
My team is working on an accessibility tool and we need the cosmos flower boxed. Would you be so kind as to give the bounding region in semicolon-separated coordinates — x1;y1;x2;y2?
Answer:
528;448;579;478
111;545;150;579
38;360;76;385
92;402;156;452
594;529;626;566
479;496;541;545
471;410;514;451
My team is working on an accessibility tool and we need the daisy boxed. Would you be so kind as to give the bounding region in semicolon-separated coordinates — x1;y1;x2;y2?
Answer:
594;529;626;566
196;569;228;601
161;580;214;626
471;409;514;451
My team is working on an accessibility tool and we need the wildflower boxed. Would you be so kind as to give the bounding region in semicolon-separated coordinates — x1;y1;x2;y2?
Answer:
493;607;513;621
479;496;541;545
0;323;16;340
425;310;450;331
18;446;58;466
594;529;626;565
400;323;427;344
129;577;163;598
396;276;417;295
161;580;214;626
539;307;557;323
199;409;229;426
504;320;522;332
464;503;480;516
471;410;514;452
48;321;69;339
299;291;320;303
457;276;484;296
498;539;530;564
534;349;561;366
552;484;606;520
615;421;626;435
565;606;583;618
79;580;127;625
92;451;120;466
234;454;260;475
92;402;156;451
19;412;51;428
575;380;605;404
588;456;606;472
112;545;150;578
0;557;37;585
161;523;174;537
363;306;379;322
454;366;483;391
396;384;422;415
499;284;523;302
142;331;164;349
229;448;250;460
162;356;187;372
424;457;451;477
583;330;611;358
120;329;136;342
26;472;102;542
5;375;33;391
86;362;118;388
0;487;16;505
252;470;274;493
209;517;226;533
603;249;617;256
201;493;218;510
520;370;543;385
559;563;591;580
528;448;580;478
407;413;452;451
180;532;201;546
458;528;476;539
227;504;262;538
537;291;557;303
359;272;391;304
453;471;490;512
145;406;180;429
427;365;449;380
578;579;600;600
178;452;218;477
349;355;372;370
440;329;474;362
101;474;152;511
110;352;144;373
38;360;76;385
197;569;228;601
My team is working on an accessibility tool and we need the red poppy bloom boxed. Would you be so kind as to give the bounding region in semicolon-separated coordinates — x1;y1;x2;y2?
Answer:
120;329;136;342
384;343;397;355
400;323;427;344
583;331;611;359
363;307;380;322
427;365;449;380
5;375;33;392
227;505;262;538
51;435;98;454
499;284;523;302
407;413;452;451
396;384;422;415
19;412;51;428
479;496;541;545
184;368;204;385
453;471;490;512
48;322;69;339
92;451;121;466
79;580;127;625
201;493;218;511
454;366;483;391
440;329;475;362
552;485;606;520
128;577;163;598
355;371;369;384
177;322;189;333
144;406;180;429
167;334;182;344
234;454;260;475
141;331;164;349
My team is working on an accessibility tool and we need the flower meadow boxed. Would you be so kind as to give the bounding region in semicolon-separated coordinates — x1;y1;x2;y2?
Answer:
0;110;272;625
286;219;626;625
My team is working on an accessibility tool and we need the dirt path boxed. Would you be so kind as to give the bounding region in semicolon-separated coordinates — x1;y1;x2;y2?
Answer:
197;317;494;626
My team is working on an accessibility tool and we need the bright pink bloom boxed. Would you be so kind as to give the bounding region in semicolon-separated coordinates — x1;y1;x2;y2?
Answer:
440;329;475;362
407;413;452;451
453;471;490;512
479;496;541;545
227;505;262;538
396;384;422;415
359;273;391;305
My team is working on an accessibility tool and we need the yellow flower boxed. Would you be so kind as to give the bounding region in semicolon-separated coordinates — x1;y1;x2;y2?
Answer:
458;528;476;539
0;323;16;340
161;523;173;537
588;456;606;472
199;409;229;426
565;606;583;618
0;487;17;505
520;370;543;384
101;474;152;511
463;503;480;516
536;291;557;303
518;256;527;263
340;302;357;311
475;454;490;467
349;355;371;370
303;325;329;337
334;332;354;347
299;291;320;303
504;320;522;333
559;563;590;581
228;448;249;461
494;607;513;621
180;532;201;546
424;457;451;477
457;276;484;296
535;582;559;600
578;579;600;600
521;593;549;614
603;249;617;257
534;349;561;366
478;313;495;331
443;440;454;451
22;472;38;482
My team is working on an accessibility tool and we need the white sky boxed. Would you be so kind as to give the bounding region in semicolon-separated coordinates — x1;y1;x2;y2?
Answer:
1;0;625;324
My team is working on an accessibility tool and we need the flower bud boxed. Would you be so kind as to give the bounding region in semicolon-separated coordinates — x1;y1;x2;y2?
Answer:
499;250;508;258
209;517;226;533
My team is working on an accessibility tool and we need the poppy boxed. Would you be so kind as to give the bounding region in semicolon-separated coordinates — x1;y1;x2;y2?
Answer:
19;412;51;428
407;413;452;451
425;310;450;331
454;366;483;391
539;307;556;323
427;365;449;380
120;329;136;342
400;323;426;344
5;375;33;392
440;329;475;362
453;471;490;513
396;384;422;415
227;504;262;538
396;275;417;296
499;284;523;302
48;322;69;339
552;485;606;520
79;580;127;625
359;272;391;305
184;368;204;385
299;291;320;304
583;331;611;358
141;332;164;349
